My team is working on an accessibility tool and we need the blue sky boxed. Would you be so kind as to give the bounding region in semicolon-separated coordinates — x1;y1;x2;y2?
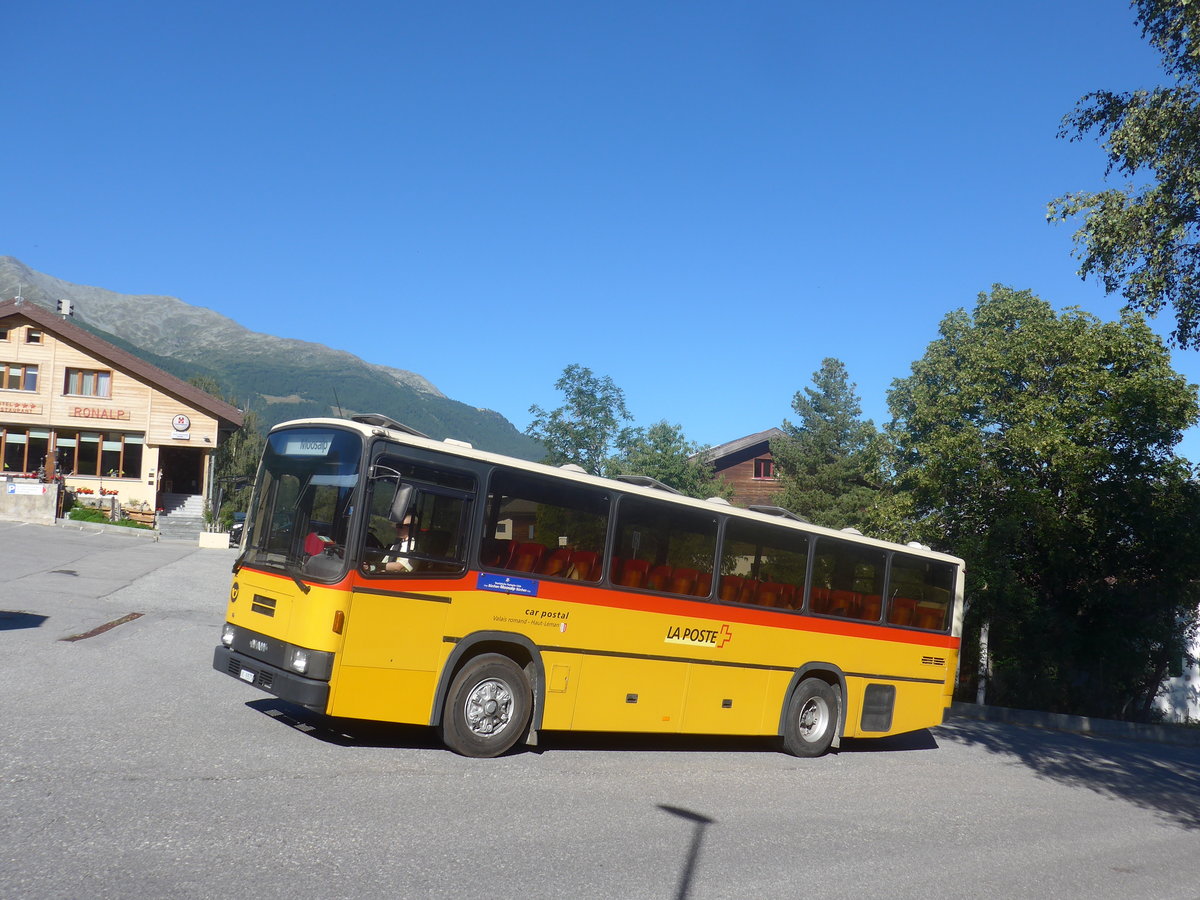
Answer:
6;1;1199;459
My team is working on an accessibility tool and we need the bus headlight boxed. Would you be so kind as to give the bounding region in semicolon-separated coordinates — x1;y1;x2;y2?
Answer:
285;646;333;679
221;623;236;647
288;647;310;674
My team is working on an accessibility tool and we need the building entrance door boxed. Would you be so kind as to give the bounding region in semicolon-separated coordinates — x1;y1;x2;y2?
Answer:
158;446;204;495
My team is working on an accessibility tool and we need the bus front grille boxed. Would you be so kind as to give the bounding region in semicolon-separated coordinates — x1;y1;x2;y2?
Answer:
226;657;273;690
251;594;277;617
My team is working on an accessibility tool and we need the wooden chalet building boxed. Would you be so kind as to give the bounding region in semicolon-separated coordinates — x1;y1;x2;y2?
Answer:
695;427;786;508
0;297;244;515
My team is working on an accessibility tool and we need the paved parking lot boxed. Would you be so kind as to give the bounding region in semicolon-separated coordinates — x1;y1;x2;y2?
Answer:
3;521;1199;899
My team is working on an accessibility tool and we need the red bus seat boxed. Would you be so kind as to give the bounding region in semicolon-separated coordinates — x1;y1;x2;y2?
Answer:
719;575;746;604
859;594;883;621
758;581;794;609
888;596;917;626
809;587;831;613
647;565;673;591
831;589;859;614
915;605;945;629
569;550;601;581
615;558;650;588
480;538;513;567
537;548;573;577
511;542;546;573
669;567;699;595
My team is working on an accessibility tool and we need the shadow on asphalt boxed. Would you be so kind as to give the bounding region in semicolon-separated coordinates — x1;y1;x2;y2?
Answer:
247;699;443;750
0;609;49;631
935;718;1200;831
839;729;940;753
247;697;940;758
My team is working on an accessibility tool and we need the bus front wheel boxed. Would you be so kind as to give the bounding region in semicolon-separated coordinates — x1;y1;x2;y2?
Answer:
781;678;839;757
442;653;532;758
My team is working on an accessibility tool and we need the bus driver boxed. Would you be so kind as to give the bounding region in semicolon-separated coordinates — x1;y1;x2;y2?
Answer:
383;516;415;573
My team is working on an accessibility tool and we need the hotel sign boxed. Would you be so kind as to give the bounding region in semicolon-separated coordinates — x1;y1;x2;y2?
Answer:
0;400;42;415
70;406;131;421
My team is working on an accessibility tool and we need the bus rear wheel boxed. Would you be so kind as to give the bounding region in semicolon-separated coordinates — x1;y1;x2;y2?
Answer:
442;653;532;758
781;678;839;757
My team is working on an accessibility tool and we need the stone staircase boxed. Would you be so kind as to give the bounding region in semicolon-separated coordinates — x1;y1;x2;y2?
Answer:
156;492;207;541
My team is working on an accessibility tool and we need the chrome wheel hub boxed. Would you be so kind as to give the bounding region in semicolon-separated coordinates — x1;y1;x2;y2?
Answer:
798;697;830;742
464;678;513;737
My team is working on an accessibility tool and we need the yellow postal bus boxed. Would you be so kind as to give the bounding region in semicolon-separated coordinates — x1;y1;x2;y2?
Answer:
213;414;964;758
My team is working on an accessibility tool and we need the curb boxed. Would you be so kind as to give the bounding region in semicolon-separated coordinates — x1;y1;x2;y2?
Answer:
52;518;160;540
949;701;1200;749
51;519;233;548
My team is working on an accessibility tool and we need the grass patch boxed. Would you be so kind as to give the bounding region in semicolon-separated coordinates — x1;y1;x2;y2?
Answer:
68;507;154;530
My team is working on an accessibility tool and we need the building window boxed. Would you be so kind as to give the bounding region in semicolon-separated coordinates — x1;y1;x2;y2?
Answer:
25;329;42;344
57;430;143;478
753;457;776;480
0;327;9;341
1;427;49;474
0;362;38;392
64;368;112;398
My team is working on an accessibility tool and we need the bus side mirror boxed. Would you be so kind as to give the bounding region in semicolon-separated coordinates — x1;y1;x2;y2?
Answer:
388;483;413;524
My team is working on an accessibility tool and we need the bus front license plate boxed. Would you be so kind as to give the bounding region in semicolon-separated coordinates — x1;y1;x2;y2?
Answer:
239;668;255;683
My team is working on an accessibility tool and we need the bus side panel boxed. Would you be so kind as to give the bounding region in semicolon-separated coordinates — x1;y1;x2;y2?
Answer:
570;655;689;733
681;664;773;735
868;679;949;737
329;666;439;723
838;643;956;739
327;590;449;724
538;650;583;731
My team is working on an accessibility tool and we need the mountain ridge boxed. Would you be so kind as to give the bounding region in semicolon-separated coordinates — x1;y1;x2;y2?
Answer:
0;256;542;458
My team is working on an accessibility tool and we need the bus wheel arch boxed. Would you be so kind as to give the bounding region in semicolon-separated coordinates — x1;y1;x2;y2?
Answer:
778;664;846;757
433;632;545;755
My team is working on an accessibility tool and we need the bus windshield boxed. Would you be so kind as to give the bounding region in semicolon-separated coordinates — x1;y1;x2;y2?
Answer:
240;427;363;580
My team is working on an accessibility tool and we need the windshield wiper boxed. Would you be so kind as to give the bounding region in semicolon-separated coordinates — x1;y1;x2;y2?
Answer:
284;555;312;594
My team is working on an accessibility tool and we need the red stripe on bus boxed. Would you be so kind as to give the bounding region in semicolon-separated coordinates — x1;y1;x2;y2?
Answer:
245;565;959;651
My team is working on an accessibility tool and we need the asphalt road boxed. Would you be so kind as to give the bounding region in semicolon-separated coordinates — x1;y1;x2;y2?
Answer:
2;521;1198;900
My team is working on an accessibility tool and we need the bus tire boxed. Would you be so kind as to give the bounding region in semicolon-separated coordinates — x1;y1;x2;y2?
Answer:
781;678;839;757
441;653;532;758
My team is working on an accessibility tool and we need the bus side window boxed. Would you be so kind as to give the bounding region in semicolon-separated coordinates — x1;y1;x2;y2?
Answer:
720;519;808;610
887;554;955;630
360;456;475;577
484;469;609;582
613;496;717;597
810;537;885;621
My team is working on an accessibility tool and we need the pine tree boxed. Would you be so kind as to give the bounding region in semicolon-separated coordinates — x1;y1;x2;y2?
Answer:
772;358;879;529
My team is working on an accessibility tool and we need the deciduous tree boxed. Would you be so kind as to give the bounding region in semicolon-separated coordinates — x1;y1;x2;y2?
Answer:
1050;0;1200;346
610;421;732;500
190;376;263;526
885;285;1200;718
526;364;635;476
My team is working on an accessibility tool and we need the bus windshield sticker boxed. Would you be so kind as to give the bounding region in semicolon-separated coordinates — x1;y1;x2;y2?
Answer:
282;435;335;456
477;572;539;597
310;473;359;487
